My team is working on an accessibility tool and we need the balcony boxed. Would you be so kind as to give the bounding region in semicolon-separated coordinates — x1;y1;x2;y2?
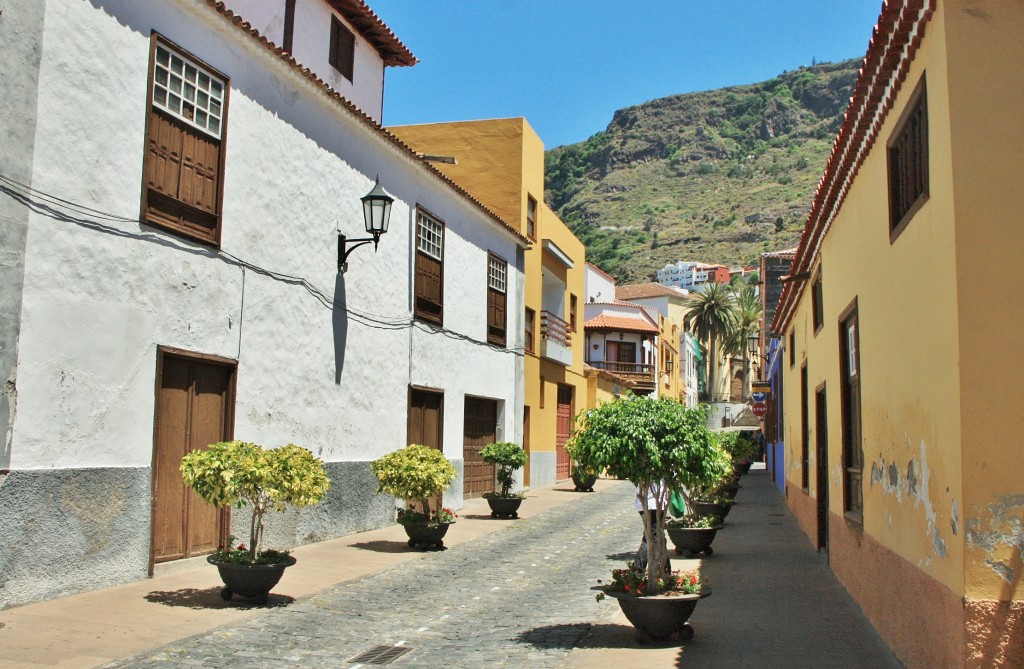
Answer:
540;310;573;366
587;360;656;394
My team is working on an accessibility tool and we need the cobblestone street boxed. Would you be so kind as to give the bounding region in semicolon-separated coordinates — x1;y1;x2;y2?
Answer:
103;483;641;668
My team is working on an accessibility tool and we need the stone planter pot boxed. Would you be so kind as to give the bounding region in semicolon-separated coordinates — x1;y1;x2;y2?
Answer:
715;483;741;501
571;471;597;492
603;589;710;643
208;554;296;605
484;494;523;519
665;524;722;557
734;459;752;475
691;500;732;523
402;521;452;550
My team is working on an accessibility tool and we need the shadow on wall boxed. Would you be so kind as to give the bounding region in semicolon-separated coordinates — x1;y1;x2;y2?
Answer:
333;275;347;383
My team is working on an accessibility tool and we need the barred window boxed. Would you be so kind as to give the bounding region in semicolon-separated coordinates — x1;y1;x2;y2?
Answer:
417;211;444;260
153;44;225;138
487;253;508;347
888;77;928;240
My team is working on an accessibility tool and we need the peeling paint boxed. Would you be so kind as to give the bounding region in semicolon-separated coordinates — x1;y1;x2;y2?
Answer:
965;494;1024;583
870;438;948;558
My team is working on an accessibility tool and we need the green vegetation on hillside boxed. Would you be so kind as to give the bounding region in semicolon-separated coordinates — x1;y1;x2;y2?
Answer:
545;59;860;283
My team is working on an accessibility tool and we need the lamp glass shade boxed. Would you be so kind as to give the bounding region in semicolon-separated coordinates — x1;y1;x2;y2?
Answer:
361;179;393;235
747;333;759;356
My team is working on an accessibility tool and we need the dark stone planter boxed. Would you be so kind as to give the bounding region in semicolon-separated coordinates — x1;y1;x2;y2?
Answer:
605;589;710;643
716;483;741;501
484;494;523;519
691;500;732;523
572;471;597;492
735;459;752;475
208;554;296;605
402;521;452;550
666;524;722;557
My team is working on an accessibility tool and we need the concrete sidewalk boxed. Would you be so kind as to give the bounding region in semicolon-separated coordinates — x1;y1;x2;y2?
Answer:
1;477;619;669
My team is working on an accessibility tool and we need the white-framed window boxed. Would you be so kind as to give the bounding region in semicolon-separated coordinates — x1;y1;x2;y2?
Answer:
417;211;444;260
488;255;507;293
153;44;225;138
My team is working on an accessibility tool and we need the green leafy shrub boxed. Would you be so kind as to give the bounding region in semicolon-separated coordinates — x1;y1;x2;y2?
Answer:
370;444;457;518
480;442;527;498
181;441;330;563
567;396;731;595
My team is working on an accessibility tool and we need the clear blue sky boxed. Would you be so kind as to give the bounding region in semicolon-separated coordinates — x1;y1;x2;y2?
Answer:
375;1;882;149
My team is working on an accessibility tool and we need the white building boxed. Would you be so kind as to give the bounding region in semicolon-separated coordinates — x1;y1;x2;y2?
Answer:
0;0;526;608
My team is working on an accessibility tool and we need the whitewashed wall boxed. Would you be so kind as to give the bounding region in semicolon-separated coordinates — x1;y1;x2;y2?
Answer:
0;0;522;608
584;264;615;303
220;0;387;122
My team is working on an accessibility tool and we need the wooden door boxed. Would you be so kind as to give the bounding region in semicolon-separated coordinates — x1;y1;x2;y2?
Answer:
408;388;444;512
815;385;829;555
152;352;234;566
555;384;573;480
463;397;497;498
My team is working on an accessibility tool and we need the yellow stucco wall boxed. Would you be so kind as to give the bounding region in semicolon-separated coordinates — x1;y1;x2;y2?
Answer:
388;118;588;484
944;0;1024;603
782;4;965;596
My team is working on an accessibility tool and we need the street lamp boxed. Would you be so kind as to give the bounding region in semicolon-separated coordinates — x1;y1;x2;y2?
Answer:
747;332;760;357
338;177;394;273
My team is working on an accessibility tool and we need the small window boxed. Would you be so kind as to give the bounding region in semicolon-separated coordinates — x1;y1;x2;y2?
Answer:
569;294;578;332
789;331;795;368
811;271;824;334
152;44;225;137
414;209;444;325
525;308;535;354
487;254;508;347
888;77;928;240
526;195;537;240
329;15;355;82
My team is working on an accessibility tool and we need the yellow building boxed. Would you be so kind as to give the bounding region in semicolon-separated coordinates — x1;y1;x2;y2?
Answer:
389;118;588;489
771;1;1023;666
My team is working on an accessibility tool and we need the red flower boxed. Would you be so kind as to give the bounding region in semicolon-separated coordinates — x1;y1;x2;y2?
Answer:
690;575;698;585
624;585;631;592
237;544;247;551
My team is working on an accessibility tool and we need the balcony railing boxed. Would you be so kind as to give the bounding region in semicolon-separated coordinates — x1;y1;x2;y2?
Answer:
540;311;572;347
540;311;573;366
587;360;655;380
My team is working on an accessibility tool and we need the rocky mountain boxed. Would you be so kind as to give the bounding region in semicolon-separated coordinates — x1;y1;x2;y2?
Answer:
545;59;861;283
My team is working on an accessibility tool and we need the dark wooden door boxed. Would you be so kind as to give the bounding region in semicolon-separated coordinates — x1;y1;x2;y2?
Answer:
815;385;829;554
555;385;573;480
408;388;444;512
523;406;531;487
463;397;497;498
152;353;233;566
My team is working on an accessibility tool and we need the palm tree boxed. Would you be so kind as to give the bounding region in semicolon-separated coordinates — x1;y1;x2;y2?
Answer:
684;282;736;401
723;285;764;399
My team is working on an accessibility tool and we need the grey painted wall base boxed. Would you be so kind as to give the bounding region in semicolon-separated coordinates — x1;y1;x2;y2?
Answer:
529;451;558;490
0;467;151;610
249;460;397;551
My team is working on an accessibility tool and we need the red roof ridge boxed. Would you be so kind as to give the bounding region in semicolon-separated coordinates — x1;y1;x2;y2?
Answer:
772;0;935;334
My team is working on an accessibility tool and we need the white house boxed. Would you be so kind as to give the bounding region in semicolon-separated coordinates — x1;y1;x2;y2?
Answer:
0;0;526;608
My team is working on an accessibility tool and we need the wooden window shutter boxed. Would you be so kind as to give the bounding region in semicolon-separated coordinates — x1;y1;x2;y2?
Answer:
329;16;355;81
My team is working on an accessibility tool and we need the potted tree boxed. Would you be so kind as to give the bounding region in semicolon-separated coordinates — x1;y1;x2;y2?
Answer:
180;441;330;605
480;441;527;519
571;462;599;492
370;444;458;550
568;395;731;642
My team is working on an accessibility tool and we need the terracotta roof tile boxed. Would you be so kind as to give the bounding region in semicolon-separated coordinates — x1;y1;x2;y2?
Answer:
615;283;686;300
773;0;935;334
583;314;659;333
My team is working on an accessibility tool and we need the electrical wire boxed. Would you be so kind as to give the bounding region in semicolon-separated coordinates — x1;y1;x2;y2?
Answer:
0;173;524;355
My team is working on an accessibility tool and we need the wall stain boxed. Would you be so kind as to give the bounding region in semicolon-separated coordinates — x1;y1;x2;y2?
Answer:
966;493;1024;583
869;438;948;558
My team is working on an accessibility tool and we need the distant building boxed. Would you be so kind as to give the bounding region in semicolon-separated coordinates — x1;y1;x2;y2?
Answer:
656;260;730;291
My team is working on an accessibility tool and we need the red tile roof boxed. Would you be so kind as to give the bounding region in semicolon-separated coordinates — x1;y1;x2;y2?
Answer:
202;2;529;246
773;0;935;334
583;314;659;333
615;283;686;300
